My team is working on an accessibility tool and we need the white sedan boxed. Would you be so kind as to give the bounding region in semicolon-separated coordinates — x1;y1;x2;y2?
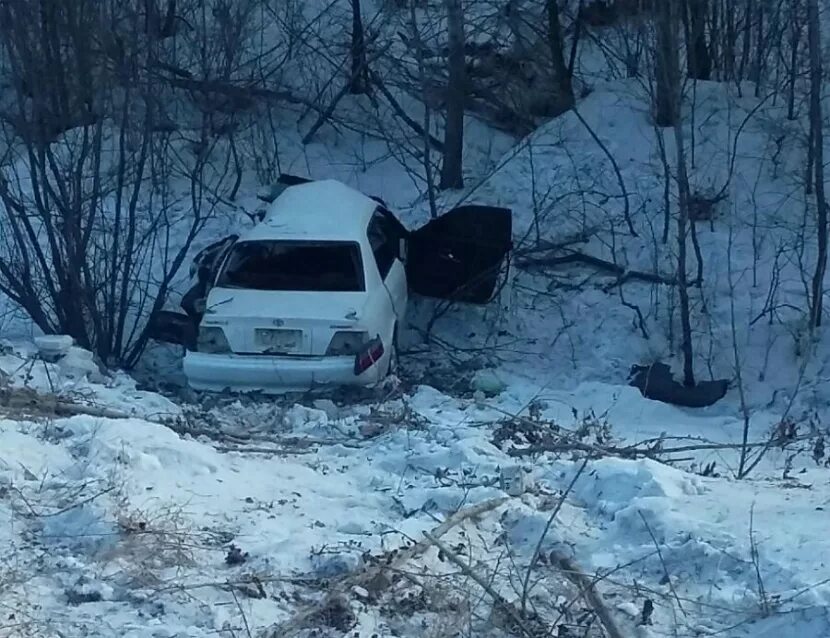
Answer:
149;176;512;393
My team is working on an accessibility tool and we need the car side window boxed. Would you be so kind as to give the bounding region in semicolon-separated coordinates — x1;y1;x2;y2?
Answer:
367;211;398;279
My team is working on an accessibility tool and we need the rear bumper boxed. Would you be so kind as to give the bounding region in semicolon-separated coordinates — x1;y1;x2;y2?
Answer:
182;351;385;393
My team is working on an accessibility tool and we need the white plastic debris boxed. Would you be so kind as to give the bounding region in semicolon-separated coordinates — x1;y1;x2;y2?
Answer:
500;465;526;496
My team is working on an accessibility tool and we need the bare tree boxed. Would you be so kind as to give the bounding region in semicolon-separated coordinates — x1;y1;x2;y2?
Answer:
0;0;225;367
349;0;371;94
546;0;575;112
807;0;826;328
684;0;712;80
440;0;466;190
654;0;681;127
651;0;697;385
673;120;697;387
786;1;803;120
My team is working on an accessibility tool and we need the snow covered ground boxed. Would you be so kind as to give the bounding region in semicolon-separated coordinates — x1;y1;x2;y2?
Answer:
1;344;829;638
2;5;830;636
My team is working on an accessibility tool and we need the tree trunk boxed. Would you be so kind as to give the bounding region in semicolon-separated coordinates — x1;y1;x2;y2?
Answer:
675;125;696;387
787;3;801;120
654;0;680;127
349;0;370;94
710;0;720;77
439;0;465;190
686;0;712;80
808;0;827;328
751;0;764;91
724;0;736;80
738;0;753;80
546;0;575;113
661;0;697;386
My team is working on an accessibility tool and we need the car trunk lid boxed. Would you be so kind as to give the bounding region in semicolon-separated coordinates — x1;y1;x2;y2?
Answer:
201;288;367;355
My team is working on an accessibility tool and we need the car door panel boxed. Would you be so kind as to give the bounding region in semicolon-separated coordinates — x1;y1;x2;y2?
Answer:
183;235;238;319
367;209;408;320
406;205;512;304
385;259;408;322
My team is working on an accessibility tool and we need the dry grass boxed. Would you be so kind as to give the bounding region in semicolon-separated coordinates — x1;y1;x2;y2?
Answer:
101;499;207;588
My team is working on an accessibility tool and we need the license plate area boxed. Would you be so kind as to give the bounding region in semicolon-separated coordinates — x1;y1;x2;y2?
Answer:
255;328;302;352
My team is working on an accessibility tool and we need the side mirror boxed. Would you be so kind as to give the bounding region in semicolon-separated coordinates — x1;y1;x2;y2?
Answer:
399;238;408;262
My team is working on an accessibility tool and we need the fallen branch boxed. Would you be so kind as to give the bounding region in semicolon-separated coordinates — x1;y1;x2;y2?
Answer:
302;41;392;145
271;497;508;636
151;66;322;114
424;531;538;638
506;434;812;462
638;511;686;617
155;574;318;594
551;551;627;638
517;250;675;286
10;485;115;518
369;70;444;152
0;386;136;421
521;458;589;613
213;437;363;454
572;106;636;237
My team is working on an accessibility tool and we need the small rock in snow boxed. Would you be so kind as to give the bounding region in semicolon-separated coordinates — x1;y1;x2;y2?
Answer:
351;585;370;600
359;422;386;438
224;544;249;565
311;552;360;577
338;521;368;535
616;601;640;618
471;369;506;397
64;577;112;605
313;399;341;419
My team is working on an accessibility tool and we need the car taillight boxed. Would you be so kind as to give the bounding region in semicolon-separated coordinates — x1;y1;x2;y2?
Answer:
197;326;231;354
354;336;385;375
326;331;370;356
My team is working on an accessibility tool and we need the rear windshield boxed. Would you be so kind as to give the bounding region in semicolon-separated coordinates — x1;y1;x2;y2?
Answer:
215;240;365;292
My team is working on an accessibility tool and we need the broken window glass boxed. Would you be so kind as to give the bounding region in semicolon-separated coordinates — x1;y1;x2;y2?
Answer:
215;241;365;292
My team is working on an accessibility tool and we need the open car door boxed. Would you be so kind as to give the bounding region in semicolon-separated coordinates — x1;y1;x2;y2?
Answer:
406;205;512;304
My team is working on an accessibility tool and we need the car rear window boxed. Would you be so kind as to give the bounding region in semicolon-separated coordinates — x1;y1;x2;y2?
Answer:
215;240;365;292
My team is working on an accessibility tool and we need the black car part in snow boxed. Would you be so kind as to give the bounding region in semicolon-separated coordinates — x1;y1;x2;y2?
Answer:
629;362;729;408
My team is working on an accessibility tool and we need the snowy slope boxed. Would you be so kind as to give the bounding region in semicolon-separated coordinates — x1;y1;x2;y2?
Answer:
2;355;829;638
2;3;830;636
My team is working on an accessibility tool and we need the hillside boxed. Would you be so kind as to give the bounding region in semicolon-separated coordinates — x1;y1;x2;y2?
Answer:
2;1;830;637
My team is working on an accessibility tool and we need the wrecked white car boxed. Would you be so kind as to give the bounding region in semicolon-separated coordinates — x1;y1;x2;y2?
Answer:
149;175;512;393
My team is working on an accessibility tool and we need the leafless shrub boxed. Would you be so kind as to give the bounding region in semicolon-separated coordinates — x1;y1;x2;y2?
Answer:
0;0;240;368
104;499;203;587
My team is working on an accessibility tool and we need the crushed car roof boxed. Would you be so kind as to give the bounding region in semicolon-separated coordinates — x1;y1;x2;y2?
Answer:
242;179;379;242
